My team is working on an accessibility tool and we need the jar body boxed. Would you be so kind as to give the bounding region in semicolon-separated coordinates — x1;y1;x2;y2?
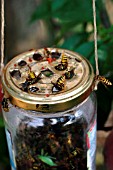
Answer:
2;92;96;170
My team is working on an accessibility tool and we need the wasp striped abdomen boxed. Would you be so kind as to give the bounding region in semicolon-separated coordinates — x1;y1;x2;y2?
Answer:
52;76;65;92
95;75;112;86
55;53;68;71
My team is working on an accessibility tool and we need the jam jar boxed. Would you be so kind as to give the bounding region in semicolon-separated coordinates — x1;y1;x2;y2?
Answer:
2;48;97;170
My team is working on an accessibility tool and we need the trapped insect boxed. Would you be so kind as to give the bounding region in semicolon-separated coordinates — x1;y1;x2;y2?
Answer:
2;98;9;112
52;75;65;92
55;53;68;71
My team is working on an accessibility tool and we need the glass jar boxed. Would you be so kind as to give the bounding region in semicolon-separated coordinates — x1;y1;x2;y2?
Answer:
2;48;97;170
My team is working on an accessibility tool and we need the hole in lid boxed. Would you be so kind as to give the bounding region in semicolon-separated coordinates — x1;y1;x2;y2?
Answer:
33;53;43;61
18;60;27;66
10;69;21;80
41;68;54;77
51;52;61;59
28;86;39;93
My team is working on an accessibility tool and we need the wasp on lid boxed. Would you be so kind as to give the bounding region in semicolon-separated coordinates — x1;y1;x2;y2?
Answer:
55;53;68;71
52;75;65;92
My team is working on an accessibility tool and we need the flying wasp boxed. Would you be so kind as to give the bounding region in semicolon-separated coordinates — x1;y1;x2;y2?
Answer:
95;75;112;86
2;98;9;112
55;53;68;71
52;75;65;92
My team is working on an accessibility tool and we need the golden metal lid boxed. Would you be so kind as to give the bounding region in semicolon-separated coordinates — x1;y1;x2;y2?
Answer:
2;48;95;112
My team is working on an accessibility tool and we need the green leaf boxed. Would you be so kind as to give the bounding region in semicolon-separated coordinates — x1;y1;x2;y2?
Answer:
0;117;4;127
101;42;113;74
75;41;94;58
51;0;67;11
60;33;88;50
0;126;9;164
89;49;107;71
52;0;93;24
38;155;57;166
31;0;93;24
30;0;52;22
98;49;107;61
99;26;113;42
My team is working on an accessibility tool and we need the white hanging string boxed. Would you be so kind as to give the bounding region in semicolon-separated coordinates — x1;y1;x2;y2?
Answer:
1;0;5;73
92;0;112;88
92;0;99;76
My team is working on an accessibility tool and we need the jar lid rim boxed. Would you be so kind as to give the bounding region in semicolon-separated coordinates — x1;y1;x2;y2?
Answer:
2;48;95;112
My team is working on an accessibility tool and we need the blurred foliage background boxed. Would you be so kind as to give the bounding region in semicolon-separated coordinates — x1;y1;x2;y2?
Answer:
0;0;113;169
30;0;113;130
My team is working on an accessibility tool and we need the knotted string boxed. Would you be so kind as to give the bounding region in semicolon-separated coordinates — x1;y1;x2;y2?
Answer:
1;0;5;73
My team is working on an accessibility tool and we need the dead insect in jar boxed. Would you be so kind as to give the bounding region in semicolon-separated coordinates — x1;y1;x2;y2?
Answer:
65;68;75;79
2;98;9;112
95;75;112;86
72;147;83;156
55;53;68;71
52;75;65;92
33;163;39;169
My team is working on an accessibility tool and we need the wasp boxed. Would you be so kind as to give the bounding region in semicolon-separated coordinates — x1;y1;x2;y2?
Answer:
20;71;41;92
2;98;9;112
55;53;68;71
95;75;112;86
27;65;41;85
52;75;65;92
61;53;68;66
27;71;41;85
65;68;74;79
28;71;36;80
